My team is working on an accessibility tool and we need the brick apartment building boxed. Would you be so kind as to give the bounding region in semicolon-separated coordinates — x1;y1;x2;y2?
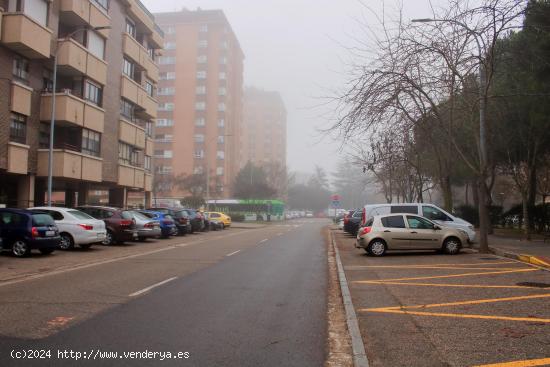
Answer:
153;9;244;200
0;0;162;208
242;87;287;169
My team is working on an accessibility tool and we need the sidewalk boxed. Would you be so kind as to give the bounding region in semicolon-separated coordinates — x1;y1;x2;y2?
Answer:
476;232;550;269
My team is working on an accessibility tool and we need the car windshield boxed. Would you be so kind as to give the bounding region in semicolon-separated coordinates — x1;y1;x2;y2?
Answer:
31;213;55;226
67;210;95;220
131;211;151;221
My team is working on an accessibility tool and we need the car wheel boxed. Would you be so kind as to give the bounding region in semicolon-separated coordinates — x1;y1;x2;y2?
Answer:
221;223;225;230
80;243;92;250
367;239;387;257
39;248;55;255
443;237;461;255
12;239;30;257
138;237;147;242
102;230;114;246
59;233;75;250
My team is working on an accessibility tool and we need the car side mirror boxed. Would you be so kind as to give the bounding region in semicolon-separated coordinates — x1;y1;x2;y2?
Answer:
434;225;441;230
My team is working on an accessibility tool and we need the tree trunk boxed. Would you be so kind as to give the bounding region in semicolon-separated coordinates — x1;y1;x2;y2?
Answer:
522;192;532;241
478;180;490;253
465;182;469;206
472;179;479;212
441;176;453;212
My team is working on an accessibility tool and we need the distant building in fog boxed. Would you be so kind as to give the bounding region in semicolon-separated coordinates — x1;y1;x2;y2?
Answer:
241;87;287;170
153;9;244;199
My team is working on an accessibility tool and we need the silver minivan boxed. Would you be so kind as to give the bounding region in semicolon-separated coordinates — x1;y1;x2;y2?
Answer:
360;203;476;243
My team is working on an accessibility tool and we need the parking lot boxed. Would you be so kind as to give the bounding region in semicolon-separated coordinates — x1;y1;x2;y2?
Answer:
333;229;550;367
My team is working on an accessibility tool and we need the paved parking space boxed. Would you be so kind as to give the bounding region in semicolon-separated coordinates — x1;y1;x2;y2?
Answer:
333;229;550;367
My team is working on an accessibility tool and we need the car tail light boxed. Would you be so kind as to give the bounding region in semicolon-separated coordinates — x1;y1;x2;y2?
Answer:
163;220;173;224
344;214;349;224
360;227;372;236
179;218;187;224
144;222;154;228
78;224;93;230
120;219;132;227
361;209;366;225
31;227;39;238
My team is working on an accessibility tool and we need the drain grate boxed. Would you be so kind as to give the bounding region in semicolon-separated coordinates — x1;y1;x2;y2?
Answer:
516;282;550;288
478;257;498;260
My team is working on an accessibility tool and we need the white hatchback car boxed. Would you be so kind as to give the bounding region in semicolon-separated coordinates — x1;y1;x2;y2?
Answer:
29;207;106;250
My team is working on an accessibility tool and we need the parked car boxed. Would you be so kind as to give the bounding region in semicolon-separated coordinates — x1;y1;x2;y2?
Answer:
29;207;106;250
139;211;177;238
204;213;224;231
76;206;138;245
205;211;231;228
128;211;161;241
0;209;60;257
356;214;467;256
344;209;362;236
146;207;190;235
185;209;205;233
360;203;476;243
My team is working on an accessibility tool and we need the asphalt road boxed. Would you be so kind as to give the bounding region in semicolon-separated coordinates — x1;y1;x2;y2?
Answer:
0;220;329;366
334;229;550;367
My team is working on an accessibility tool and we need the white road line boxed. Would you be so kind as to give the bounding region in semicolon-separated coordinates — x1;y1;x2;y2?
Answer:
226;250;241;257
129;277;178;297
258;239;268;244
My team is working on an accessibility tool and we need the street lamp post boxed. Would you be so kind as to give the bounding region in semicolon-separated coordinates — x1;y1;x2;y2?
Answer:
47;26;110;207
204;134;233;211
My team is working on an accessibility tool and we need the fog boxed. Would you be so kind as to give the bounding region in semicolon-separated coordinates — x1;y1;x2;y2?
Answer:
142;0;439;177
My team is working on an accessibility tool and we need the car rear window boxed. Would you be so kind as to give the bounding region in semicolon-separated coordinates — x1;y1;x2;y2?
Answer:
121;211;134;220
131;211;150;220
381;215;406;228
140;212;155;219
390;206;418;214
68;210;94;220
32;213;55;226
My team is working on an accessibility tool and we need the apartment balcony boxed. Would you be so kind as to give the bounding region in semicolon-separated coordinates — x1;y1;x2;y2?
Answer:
7;142;29;174
126;0;162;48
120;75;157;119
122;33;159;82
144;173;153;191
40;92;105;133
1;13;52;58
11;81;32;116
59;0;110;35
119;119;146;149
37;149;103;182
118;164;145;189
56;38;107;85
145;137;154;156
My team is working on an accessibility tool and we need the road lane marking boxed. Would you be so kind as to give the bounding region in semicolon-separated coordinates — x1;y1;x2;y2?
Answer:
472;357;550;367
226;250;241;257
366;308;550;323
362;281;543;289
129;277;178;297
347;261;517;268
258;239;268;244
346;266;523;271
354;268;538;283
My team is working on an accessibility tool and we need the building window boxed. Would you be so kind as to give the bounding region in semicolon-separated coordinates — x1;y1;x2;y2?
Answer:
160;72;176;80
20;0;48;27
119;143;139;166
159;103;174;111
145;121;153;137
158;87;175;96
197;55;207;64
195;117;206;127
87;30;105;60
9;113;26;144
154;150;173;158
218;87;227;96
82;129;101;157
123;58;134;79
84;80;102;106
194;134;205;143
199;24;208;33
217;151;225;160
218;103;226;112
218;119;225;128
144;156;152;171
221;41;229;49
196;85;206;95
120;98;135;120
198;40;208;48
220;57;227;65
92;0;109;11
217;135;225;144
144;81;154;97
195;102;206;111
154;134;173;142
216;167;224;176
158;56;175;65
193;166;204;174
156;119;173;127
164;42;176;50
219;72;226;80
126;19;136;38
194;149;204;159
13;56;29;81
156;165;172;174
196;71;207;79
164;26;175;34
39;122;50;148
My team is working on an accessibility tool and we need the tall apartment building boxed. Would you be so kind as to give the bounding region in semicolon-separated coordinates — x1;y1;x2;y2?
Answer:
0;0;162;208
241;87;287;169
153;9;244;199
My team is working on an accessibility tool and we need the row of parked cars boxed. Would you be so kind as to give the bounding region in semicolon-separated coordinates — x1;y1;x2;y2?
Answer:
337;203;476;257
0;206;232;257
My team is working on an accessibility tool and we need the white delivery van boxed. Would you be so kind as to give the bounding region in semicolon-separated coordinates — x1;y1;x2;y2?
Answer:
361;203;476;243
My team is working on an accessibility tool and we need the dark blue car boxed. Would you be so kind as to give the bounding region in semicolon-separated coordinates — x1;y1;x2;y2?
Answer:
138;211;176;238
0;209;60;257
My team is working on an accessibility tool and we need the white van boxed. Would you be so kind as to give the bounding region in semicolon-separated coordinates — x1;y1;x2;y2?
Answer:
361;203;476;243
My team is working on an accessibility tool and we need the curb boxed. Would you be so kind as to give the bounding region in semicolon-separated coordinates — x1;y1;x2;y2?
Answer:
489;247;550;271
330;231;370;367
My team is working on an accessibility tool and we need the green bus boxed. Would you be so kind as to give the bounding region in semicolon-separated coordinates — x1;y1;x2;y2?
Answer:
206;199;285;221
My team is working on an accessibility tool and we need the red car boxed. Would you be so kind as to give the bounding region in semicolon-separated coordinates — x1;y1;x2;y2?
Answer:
76;206;138;245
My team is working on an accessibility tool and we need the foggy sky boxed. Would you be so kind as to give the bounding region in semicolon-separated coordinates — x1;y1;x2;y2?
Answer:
141;0;438;177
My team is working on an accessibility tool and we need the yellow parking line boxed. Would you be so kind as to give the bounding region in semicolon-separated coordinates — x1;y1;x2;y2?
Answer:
362;281;543;289
354;262;517;267
354;268;537;283
472;357;550;367
365;308;550;323
348;266;523;271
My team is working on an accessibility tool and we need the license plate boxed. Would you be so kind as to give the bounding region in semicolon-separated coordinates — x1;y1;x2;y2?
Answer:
154;225;160;229
45;230;55;236
133;232;138;239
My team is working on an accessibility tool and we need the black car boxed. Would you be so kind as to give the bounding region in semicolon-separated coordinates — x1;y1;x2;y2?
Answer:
146;207;191;235
343;209;362;236
185;209;204;233
0;209;60;257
